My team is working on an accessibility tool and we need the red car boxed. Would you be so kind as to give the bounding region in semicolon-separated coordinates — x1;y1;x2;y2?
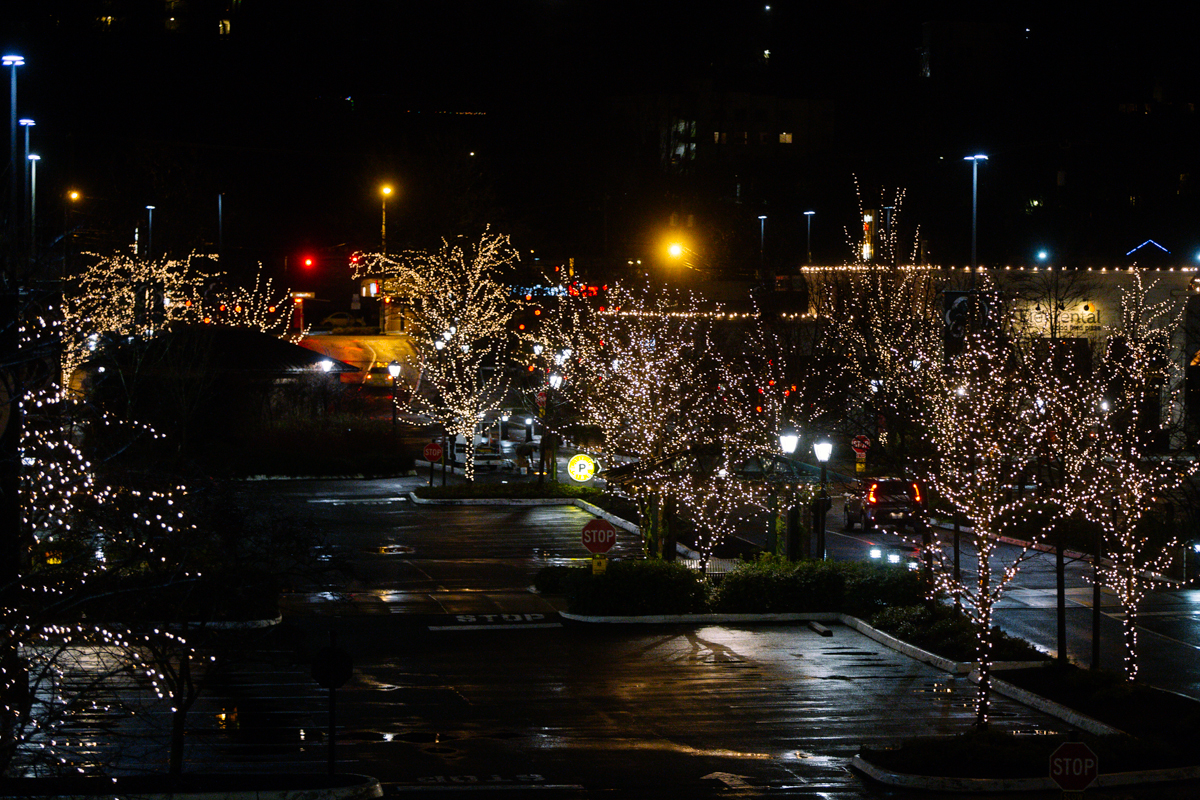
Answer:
844;478;928;532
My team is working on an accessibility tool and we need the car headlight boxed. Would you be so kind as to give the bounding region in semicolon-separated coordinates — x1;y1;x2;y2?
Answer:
869;547;882;559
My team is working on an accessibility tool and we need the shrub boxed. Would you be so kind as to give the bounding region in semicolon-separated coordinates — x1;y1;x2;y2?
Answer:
549;560;708;616
1000;663;1200;742
414;483;606;501
709;556;927;615
868;604;1046;663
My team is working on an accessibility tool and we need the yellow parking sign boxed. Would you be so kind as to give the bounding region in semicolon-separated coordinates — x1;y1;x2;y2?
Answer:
567;453;598;482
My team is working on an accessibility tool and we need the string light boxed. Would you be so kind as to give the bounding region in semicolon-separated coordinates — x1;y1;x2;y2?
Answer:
353;228;518;481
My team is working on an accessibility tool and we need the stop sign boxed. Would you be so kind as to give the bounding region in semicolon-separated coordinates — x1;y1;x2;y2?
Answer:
1049;742;1098;791
536;390;548;408
423;442;444;462
851;435;871;455
581;519;618;554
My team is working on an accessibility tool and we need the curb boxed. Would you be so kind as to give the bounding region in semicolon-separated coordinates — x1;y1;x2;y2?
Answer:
407;493;642;534
978;673;1123;736
561;611;836;625
852;754;1200;792
0;772;384;800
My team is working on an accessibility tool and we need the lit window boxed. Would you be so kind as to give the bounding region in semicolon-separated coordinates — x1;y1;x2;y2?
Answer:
779;132;793;143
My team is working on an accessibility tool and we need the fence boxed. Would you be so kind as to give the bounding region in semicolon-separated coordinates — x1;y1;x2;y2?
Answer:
679;557;742;579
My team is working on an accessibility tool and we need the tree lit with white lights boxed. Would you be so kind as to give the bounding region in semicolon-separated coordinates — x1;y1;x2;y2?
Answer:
354;229;519;481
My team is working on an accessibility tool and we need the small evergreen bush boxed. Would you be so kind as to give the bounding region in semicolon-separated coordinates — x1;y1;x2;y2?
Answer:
560;560;708;616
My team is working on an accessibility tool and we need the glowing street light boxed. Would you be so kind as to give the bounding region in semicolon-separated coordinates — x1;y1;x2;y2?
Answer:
804;210;815;264
380;185;393;253
19;118;33;240
778;427;800;560
964;154;988;280
145;205;156;259
758;214;767;276
387;360;402;438
27;154;39;259
5;54;24;253
813;438;833;561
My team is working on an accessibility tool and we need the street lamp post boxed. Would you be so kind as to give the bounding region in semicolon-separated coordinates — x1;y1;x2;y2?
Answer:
5;54;24;262
758;215;767;278
387;360;402;440
804;210;815;265
964;154;988;292
145;205;156;259
779;428;802;560
813;439;833;561
27;154;39;262
380;185;392;254
19;118;32;252
65;189;81;280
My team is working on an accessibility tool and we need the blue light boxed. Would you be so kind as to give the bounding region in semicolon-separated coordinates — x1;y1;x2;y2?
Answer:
1125;239;1170;256
1036;250;1048;261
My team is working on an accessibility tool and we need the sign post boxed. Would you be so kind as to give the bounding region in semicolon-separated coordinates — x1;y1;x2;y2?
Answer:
423;441;443;487
851;435;871;474
582;519;618;574
1049;741;1098;793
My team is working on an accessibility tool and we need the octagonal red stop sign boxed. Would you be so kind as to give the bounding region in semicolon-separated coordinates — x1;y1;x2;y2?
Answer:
1049;741;1098;791
581;519;618;554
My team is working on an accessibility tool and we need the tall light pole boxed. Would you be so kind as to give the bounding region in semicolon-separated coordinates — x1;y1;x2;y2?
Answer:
779;428;801;560
813;439;833;561
19;118;32;249
145;205;155;259
4;54;24;267
758;214;767;277
964;154;988;291
804;210;815;265
27;154;39;262
380;185;392;254
387;360;402;441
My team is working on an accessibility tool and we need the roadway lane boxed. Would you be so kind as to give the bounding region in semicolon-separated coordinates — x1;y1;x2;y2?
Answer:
816;502;1200;699
233;476;641;620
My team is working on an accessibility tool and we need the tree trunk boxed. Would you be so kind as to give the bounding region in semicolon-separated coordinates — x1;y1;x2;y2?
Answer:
168;649;191;774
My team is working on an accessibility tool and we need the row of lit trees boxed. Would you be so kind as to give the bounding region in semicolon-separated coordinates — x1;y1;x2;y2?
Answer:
814;262;1196;724
4;241;309;774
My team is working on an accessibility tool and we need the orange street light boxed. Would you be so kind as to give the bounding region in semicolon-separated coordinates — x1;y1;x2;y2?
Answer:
380;185;393;253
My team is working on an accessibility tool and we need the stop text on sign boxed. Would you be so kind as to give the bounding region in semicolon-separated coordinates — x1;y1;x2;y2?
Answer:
1049;741;1098;792
581;519;618;554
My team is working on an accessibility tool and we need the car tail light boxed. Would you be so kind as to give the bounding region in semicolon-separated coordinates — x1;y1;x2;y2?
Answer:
911;482;922;503
868;483;878;504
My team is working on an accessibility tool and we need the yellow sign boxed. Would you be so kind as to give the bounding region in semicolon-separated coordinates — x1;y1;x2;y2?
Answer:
567;453;598;482
592;554;607;574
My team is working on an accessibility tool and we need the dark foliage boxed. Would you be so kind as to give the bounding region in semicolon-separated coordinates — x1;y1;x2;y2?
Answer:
558;560;708;616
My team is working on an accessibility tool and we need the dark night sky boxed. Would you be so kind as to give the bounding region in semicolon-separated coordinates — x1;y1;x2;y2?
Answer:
5;2;1200;299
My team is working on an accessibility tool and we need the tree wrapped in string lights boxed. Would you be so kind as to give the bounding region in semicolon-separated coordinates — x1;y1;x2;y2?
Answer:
2;381;202;776
354;230;519;481
530;280;719;464
807;264;945;467
61;253;293;386
921;300;1045;729
1058;271;1197;681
